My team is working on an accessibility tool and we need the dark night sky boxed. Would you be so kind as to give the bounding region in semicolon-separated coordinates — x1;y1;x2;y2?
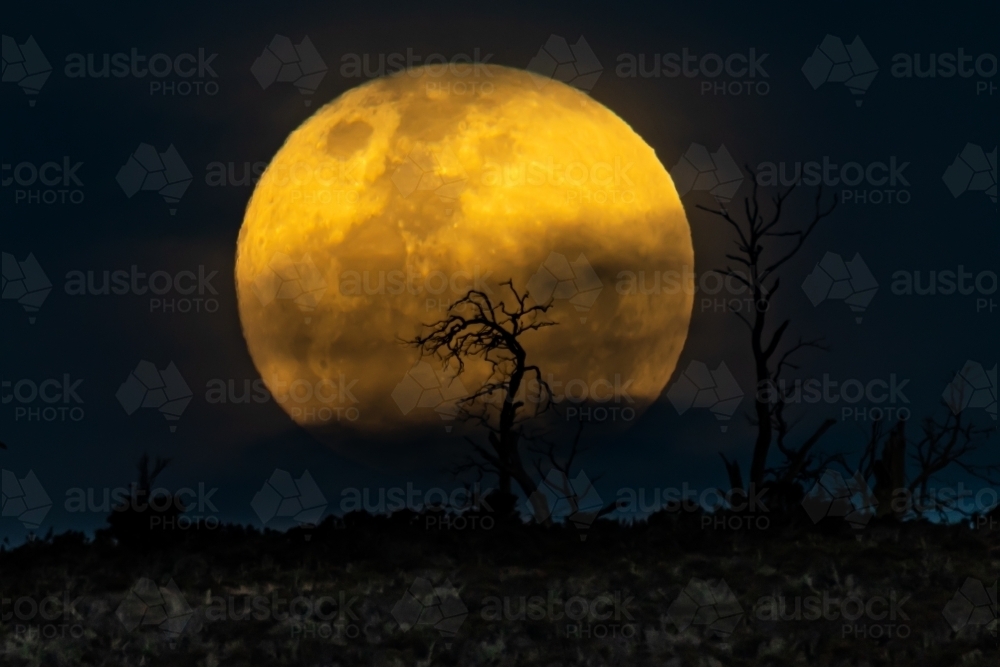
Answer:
2;1;997;543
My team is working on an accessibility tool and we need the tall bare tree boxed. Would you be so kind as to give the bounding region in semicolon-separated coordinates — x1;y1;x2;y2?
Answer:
407;280;557;517
106;453;182;546
408;280;622;525
698;173;837;493
860;402;997;521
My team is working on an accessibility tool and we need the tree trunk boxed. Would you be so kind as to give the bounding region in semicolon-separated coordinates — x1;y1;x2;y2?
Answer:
874;420;907;519
749;285;772;486
498;472;511;495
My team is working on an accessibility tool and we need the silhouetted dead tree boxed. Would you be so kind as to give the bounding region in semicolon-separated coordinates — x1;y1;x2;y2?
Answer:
860;401;998;521
526;422;623;528
106;453;184;547
698;172;837;493
408;280;559;517
135;452;171;494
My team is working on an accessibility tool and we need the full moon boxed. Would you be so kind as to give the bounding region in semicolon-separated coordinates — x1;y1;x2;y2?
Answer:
236;64;693;458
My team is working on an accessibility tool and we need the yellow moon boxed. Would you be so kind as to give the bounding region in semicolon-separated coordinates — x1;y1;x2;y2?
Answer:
236;64;693;460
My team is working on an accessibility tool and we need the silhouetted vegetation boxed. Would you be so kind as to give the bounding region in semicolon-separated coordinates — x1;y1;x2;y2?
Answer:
1;497;996;666
102;453;187;549
407;280;619;526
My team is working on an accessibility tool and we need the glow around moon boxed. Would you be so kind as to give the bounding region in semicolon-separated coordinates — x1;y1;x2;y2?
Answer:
236;64;693;449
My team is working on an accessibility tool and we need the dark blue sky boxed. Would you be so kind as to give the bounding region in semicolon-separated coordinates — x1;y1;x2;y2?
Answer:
2;1;996;543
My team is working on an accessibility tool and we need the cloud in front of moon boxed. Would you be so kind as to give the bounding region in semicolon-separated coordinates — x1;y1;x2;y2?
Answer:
235;64;693;466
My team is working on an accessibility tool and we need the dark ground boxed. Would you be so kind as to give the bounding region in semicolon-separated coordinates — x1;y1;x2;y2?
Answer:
2;501;997;666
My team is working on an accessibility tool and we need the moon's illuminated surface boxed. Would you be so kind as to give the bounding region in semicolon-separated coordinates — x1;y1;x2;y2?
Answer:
236;64;693;456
